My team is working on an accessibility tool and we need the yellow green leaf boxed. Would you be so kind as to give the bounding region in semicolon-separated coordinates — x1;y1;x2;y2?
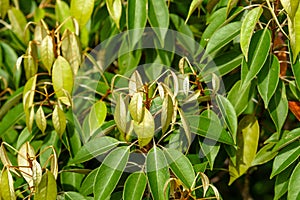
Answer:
41;35;55;74
35;170;57;200
128;92;144;123
70;0;94;28
89;101;107;134
8;7;30;44
0;167;16;200
106;0;122;29
36;106;47;133
52;105;66;137
17;142;35;187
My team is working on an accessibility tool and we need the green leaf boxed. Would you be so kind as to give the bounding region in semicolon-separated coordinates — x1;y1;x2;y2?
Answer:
287;4;300;63
187;114;234;145
0;167;16;200
268;81;288;133
0;103;24;137
0;0;9;18
70;0;94;28
80;168;98;196
251;143;278;166
106;0;122;29
61;30;82;75
71;136;121;164
216;94;237;140
129;92;144;123
41;35;55;74
114;94;128;135
148;0;169;46
161;94;173;134
178;108;192;146
35;170;57;200
60;167;85;191
52;56;74;106
123;172;147;200
8;7;29;44
185;0;203;23
226;0;239;16
163;148;195;189
204;22;241;59
257;55;280;108
127;0;147;48
291;48;300;89
229;115;259;185
274;164;295;200
240;7;263;61
146;146;169;200
118;40;142;74
270;141;300;179
64;192;89;200
133;108;155;147
24;42;38;80
280;0;300;18
227;80;252;116
36;106;47;133
241;28;271;87
52;105;66;137
89;101;107;134
94;147;130;200
55;0;75;33
273;128;300;152
288;162;300;200
18;142;36;187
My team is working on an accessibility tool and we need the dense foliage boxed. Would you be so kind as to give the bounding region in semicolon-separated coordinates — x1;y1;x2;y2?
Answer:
0;0;300;199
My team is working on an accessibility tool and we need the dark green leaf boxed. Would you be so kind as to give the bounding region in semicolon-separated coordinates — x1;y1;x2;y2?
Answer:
35;170;57;200
288;162;300;200
123;172;147;200
274;164;295;200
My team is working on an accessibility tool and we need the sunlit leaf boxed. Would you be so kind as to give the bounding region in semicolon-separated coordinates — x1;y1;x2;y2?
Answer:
287;162;300;200
52;56;74;106
24;42;38;80
8;7;29;44
229;115;259;185
240;7;263;61
280;0;300;18
226;0;239;16
94;147;130;200
133;108;155;147
52;105;66;137
128;71;143;95
71;136;121;164
114;94;128;135
273;128;300;152
161;94;173;134
55;0;75;33
17;142;35;187
89;101;107;134
270;141;300;179
251;143;278;166
163;148;195;189
106;0;122;29
129;92;144;123
36;106;47;133
35;170;57;200
23;75;36;112
0;0;9;19
41;35;55;74
123;172;147;200
70;0;94;28
185;0;203;23
0;167;16;200
257;55;280;108
146;146;169;200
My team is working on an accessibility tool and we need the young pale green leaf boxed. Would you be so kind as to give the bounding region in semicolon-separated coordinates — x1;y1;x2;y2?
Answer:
0;167;16;200
185;0;203;23
35;170;57;200
268;81;288;133
128;71;143;95
32;160;43;187
178;108;192;146
187;114;234;145
52;105;66;137
146;146;169;200
94;147;130;200
161;94;173;134
24;41;38;80
226;0;239;16
229;115;259;185
41;35;55;74
8;7;29;44
241;28;271;88
204;22;241;59
227;80;252;116
216;94;237;141
129;92;144;123
0;0;9;19
274;164;295;200
55;0;75;33
257;55;280;108
114;94;128;135
133;108;155;147
251;143;278;166
288;162;300;200
288;5;300;63
148;0;169;46
18;142;36;187
52;56;74;106
127;0;147;48
240;7;263;61
89;101;107;134
70;0;94;28
280;0;300;18
36;106;47;133
71;136;121;164
106;0;122;29
26;106;35;133
80;168;98;196
123;172;147;200
270;141;300;179
163;148;195;189
273;128;300;152
0;144;19;176
61;30;82;75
